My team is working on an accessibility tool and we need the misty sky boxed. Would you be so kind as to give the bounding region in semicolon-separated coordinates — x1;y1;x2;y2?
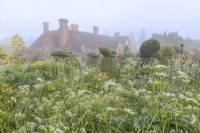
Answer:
0;0;200;41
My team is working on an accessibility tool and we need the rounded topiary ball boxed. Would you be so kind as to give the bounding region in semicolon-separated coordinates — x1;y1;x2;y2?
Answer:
140;39;160;58
160;45;175;57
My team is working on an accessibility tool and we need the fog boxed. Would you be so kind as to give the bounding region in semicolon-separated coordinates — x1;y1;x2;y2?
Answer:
0;0;200;42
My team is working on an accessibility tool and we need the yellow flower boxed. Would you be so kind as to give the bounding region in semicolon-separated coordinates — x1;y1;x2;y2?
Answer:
31;60;43;66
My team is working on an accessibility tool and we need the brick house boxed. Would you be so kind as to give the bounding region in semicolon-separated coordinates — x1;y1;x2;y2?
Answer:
29;18;130;58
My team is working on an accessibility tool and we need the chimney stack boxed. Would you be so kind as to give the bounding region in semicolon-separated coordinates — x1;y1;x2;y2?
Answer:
71;24;79;31
114;32;120;37
93;26;99;35
59;18;68;47
43;22;49;33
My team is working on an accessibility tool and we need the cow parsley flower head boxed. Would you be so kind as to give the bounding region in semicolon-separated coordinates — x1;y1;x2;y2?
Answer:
155;65;167;69
106;107;116;111
36;77;43;82
11;97;17;104
191;114;197;124
124;108;135;115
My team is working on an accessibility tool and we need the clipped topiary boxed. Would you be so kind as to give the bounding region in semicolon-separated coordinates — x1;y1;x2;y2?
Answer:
140;39;160;58
87;52;100;58
51;49;75;58
87;52;100;67
99;58;120;79
99;46;111;58
51;49;81;68
98;46;120;79
160;45;175;57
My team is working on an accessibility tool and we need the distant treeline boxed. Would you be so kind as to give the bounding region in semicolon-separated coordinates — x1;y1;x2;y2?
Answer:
151;31;200;50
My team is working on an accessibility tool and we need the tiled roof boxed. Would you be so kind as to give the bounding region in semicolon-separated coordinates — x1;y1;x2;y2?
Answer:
30;29;130;55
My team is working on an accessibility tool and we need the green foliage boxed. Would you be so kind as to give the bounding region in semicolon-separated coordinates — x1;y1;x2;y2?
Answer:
0;46;7;63
9;34;28;64
87;52;100;67
51;49;75;58
99;58;120;79
140;39;160;58
151;31;184;45
110;50;117;57
99;46;111;58
172;45;181;53
158;57;170;65
87;51;100;58
51;49;81;68
160;45;175;57
0;48;200;132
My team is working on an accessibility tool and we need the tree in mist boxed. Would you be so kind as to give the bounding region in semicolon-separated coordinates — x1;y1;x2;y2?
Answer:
0;46;7;63
151;31;184;45
9;34;28;64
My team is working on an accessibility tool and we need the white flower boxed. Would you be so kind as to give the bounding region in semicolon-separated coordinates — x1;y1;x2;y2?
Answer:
65;111;73;117
104;80;116;87
36;77;43;82
15;113;25;118
124;108;135;115
179;93;199;105
23;85;30;91
39;125;45;130
80;128;86;133
191;114;196;124
55;128;63;133
33;115;42;123
11;97;17;103
26;122;37;128
155;72;168;78
96;114;103;120
163;92;175;97
78;90;88;96
155;65;167;69
106;107;116;111
177;71;190;80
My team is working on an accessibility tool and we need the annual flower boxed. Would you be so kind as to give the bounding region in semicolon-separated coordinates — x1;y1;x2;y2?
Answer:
124;108;135;115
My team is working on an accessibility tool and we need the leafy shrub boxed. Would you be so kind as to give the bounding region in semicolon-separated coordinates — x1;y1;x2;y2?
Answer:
140;39;160;58
51;49;81;68
160;45;175;57
87;52;101;66
117;53;134;66
9;34;28;64
158;57;170;65
172;45;181;53
87;52;100;58
51;49;75;58
99;46;111;58
99;58;120;79
110;50;117;58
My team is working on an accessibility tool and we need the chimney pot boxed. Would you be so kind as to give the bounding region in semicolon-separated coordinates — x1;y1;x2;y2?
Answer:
114;32;120;37
43;22;49;33
59;18;68;47
71;24;79;31
93;26;99;35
